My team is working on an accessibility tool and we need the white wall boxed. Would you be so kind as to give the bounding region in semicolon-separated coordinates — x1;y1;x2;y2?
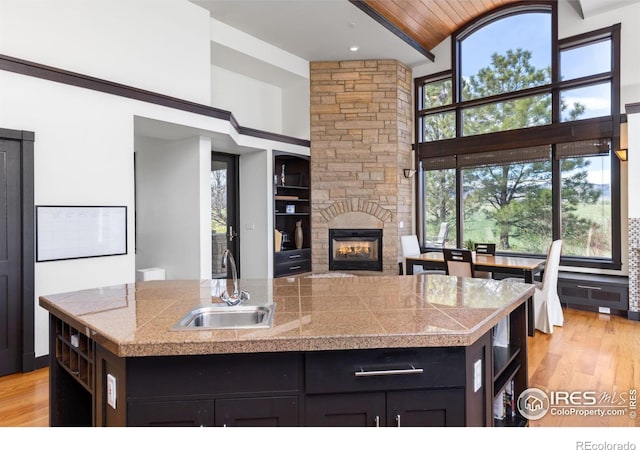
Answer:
0;0;211;104
238;150;272;279
135;135;212;280
211;65;283;133
282;79;311;139
208;16;311;140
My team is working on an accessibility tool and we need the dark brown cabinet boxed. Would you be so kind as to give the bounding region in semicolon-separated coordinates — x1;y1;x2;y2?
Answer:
128;397;299;427
273;151;311;277
305;390;464;427
215;397;299;427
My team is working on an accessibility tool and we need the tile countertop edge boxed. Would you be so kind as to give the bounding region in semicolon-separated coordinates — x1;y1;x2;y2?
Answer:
39;279;534;358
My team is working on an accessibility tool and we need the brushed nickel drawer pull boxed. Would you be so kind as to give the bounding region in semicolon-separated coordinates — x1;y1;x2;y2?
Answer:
577;285;602;290
288;254;302;259
354;365;423;377
289;265;302;270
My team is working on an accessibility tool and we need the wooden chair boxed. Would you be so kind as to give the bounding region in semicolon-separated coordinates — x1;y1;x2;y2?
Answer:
443;248;473;277
474;243;496;255
474;243;496;279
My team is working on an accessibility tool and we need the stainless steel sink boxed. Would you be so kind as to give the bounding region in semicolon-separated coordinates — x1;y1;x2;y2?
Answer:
171;304;275;330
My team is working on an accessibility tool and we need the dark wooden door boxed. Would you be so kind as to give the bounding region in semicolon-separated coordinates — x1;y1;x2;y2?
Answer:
386;389;465;427
214;396;299;427
127;400;216;426
305;393;386;427
0;138;22;376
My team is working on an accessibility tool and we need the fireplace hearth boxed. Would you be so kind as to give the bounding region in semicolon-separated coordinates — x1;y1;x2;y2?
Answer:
329;229;383;271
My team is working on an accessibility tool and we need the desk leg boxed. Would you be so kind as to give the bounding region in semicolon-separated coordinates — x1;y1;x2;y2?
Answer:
407;261;413;275
524;270;535;337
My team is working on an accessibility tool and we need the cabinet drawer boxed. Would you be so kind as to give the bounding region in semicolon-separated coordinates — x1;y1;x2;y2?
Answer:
305;347;465;394
275;249;310;264
275;259;311;277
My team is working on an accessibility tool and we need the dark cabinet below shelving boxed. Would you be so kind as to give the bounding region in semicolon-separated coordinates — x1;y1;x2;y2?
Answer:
273;151;311;277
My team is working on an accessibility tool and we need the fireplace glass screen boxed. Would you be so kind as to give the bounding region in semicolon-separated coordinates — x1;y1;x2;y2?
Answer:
329;229;383;271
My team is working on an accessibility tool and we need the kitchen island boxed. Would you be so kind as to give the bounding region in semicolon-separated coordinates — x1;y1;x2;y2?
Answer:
39;275;534;427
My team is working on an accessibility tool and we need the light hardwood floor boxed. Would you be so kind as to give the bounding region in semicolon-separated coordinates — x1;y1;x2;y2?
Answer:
0;308;638;427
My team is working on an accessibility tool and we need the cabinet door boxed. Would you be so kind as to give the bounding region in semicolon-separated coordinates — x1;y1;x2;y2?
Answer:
128;400;215;427
387;389;465;427
305;393;385;427
215;396;299;427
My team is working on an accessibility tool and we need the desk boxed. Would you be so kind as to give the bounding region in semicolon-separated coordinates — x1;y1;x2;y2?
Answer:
405;252;545;336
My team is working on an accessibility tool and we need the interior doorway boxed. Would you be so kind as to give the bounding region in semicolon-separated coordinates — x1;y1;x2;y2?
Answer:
0;128;35;376
211;152;240;279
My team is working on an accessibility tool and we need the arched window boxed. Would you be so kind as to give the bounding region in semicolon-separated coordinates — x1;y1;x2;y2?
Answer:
416;2;621;269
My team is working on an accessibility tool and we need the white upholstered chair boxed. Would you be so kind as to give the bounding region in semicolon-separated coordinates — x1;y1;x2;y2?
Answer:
424;222;448;248
400;235;445;275
504;239;564;334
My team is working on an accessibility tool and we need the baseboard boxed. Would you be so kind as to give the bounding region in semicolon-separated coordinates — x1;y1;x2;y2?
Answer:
34;355;50;370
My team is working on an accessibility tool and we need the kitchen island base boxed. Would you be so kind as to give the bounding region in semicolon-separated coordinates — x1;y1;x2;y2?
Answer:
48;301;527;427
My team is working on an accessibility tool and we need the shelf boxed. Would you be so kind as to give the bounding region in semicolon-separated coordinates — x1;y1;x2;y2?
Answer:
275;213;310;216
493;344;520;383
275;184;309;190
494;414;528;427
275;198;309;202
54;318;94;393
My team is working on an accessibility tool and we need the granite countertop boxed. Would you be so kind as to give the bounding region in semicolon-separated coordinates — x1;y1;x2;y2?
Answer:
38;275;534;357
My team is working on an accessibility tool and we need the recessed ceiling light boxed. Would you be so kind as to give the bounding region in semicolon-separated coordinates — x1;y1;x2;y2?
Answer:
349;45;359;52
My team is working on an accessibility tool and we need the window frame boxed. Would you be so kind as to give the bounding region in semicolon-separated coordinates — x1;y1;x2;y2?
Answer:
414;1;622;270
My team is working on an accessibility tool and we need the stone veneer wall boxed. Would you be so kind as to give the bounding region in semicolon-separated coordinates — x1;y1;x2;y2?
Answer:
628;218;640;314
309;60;413;274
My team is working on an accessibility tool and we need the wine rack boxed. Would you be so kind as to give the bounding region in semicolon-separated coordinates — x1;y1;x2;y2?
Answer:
54;317;94;393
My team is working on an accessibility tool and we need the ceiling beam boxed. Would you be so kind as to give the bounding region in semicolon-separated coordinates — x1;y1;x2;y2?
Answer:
348;0;436;62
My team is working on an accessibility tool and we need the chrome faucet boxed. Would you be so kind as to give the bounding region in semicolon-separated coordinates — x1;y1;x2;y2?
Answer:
220;249;249;306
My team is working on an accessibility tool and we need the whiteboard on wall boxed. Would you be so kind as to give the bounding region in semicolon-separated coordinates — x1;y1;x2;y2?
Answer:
36;206;128;262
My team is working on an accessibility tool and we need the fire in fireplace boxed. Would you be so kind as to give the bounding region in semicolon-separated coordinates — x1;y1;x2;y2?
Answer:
329;229;383;271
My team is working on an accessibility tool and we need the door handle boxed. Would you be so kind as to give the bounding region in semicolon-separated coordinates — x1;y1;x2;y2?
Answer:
374;415;380;427
395;414;401;427
227;225;237;242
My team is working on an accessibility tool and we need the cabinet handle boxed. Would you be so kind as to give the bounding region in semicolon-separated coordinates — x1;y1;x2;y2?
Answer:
288;254;302;259
395;414;401;427
577;285;602;290
289;266;302;270
354;365;423;377
374;415;380;427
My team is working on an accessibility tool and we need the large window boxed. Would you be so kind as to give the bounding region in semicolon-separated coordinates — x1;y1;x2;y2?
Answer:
415;2;621;269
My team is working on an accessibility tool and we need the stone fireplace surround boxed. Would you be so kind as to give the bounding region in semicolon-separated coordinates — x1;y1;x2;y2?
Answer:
309;60;413;275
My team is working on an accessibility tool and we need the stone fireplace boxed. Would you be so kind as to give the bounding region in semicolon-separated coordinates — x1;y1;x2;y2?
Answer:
309;60;413;274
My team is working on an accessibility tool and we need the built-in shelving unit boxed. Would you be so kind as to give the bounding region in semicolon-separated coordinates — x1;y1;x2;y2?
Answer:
491;304;528;427
273;151;311;277
54;317;94;393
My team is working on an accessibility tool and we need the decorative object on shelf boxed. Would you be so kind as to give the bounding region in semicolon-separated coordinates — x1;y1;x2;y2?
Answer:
295;220;303;249
274;229;282;253
286;204;295;213
281;231;290;250
281;164;286;185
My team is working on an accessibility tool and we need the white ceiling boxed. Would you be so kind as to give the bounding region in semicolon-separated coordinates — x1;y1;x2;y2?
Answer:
191;0;429;68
